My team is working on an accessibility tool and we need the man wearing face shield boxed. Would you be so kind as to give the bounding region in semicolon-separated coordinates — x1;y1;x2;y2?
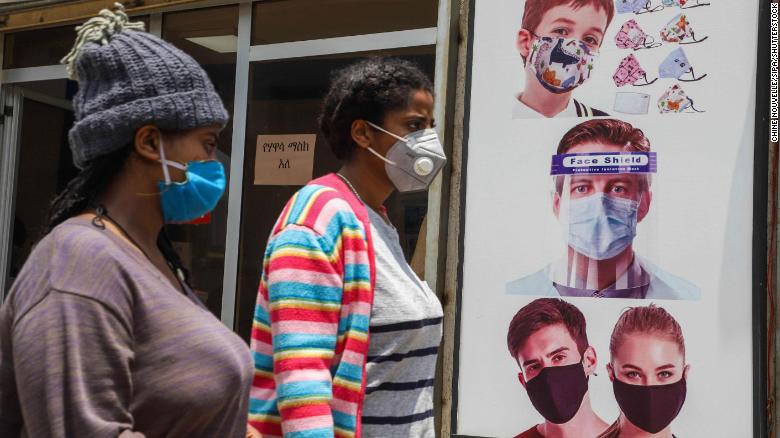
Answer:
507;298;608;438
506;119;700;300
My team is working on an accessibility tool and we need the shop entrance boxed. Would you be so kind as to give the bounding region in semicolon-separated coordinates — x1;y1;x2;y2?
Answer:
0;0;442;332
0;82;77;296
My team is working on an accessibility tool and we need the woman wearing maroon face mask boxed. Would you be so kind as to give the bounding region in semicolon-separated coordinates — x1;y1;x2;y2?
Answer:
599;305;690;438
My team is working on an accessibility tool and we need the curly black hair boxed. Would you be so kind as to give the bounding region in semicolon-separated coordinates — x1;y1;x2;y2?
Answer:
318;57;433;161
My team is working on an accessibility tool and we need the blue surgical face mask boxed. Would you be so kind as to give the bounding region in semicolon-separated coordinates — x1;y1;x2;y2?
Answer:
158;140;226;223
565;193;639;260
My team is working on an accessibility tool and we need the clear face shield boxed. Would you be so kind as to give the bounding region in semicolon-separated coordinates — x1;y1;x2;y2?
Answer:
546;151;657;297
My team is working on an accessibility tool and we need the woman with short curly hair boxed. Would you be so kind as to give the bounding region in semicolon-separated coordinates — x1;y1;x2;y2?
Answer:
248;57;447;437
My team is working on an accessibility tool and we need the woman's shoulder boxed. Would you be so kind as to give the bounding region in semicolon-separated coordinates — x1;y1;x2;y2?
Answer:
277;183;365;239
9;218;141;314
46;217;131;262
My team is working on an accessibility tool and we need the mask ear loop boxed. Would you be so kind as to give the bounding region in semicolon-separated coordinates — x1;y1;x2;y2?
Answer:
578;351;597;377
636;1;664;14
633;72;658;86
685;97;706;113
679;67;707;82
366;121;407;143
137;136;188;196
159;138;172;186
638;35;662;50
681;0;710;9
680;30;708;44
364;121;402;166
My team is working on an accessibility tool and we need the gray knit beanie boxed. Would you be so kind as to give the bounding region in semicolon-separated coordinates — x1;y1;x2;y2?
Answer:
61;3;229;168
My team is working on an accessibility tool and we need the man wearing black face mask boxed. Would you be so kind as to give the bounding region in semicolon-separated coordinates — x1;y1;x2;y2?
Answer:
507;299;609;438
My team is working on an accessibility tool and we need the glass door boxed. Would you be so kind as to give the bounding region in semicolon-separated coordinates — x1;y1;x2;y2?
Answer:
226;0;440;340
1;81;78;296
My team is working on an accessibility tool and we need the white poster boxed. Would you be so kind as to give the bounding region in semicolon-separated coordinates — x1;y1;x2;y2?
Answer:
455;1;759;437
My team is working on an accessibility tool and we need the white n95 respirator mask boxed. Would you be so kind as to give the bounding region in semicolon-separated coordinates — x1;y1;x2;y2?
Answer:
366;121;447;193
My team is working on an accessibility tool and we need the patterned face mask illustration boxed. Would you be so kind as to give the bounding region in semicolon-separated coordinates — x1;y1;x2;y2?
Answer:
658;47;707;81
662;0;710;9
528;35;598;94
615;19;662;50
660;14;708;44
657;83;704;113
616;0;664;14
613;54;658;86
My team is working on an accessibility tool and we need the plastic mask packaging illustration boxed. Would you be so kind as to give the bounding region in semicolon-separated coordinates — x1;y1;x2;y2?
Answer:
614;92;652;114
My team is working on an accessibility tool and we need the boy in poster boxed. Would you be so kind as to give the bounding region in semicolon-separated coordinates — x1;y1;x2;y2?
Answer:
513;0;615;118
507;298;608;438
506;119;700;299
600;305;689;437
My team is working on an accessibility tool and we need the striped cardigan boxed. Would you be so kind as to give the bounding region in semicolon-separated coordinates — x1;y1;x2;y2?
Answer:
249;173;376;438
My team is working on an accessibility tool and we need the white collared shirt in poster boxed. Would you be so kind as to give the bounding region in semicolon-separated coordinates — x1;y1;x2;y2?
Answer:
505;256;701;300
511;94;605;119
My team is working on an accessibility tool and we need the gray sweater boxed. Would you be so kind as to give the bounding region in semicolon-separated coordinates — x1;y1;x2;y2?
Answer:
362;208;443;438
0;217;253;437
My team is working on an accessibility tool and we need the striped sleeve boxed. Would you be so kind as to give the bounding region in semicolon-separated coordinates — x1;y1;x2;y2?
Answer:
249;223;343;438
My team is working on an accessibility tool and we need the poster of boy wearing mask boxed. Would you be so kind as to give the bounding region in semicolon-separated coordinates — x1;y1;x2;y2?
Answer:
599;304;689;438
506;119;700;299
513;0;615;118
507;298;608;438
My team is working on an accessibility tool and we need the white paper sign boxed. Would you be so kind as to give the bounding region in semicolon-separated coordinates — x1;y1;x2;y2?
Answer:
254;134;316;186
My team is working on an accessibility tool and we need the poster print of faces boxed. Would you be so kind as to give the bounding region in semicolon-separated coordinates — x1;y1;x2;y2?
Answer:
513;1;711;119
513;0;614;119
505;118;701;300
508;299;689;437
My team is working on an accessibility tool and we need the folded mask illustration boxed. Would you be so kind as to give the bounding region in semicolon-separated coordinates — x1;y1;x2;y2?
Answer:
658;47;707;81
615;19;662;50
616;0;664;14
660;14;708;44
613;54;658;86
662;0;710;9
658;83;705;113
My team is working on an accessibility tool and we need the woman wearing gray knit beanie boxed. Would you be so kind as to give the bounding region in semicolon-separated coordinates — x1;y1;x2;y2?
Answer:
0;4;254;438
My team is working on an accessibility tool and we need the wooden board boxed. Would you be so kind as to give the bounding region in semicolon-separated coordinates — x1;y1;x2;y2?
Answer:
0;0;200;32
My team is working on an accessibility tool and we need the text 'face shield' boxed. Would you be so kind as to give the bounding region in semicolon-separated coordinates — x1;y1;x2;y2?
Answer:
547;151;657;295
